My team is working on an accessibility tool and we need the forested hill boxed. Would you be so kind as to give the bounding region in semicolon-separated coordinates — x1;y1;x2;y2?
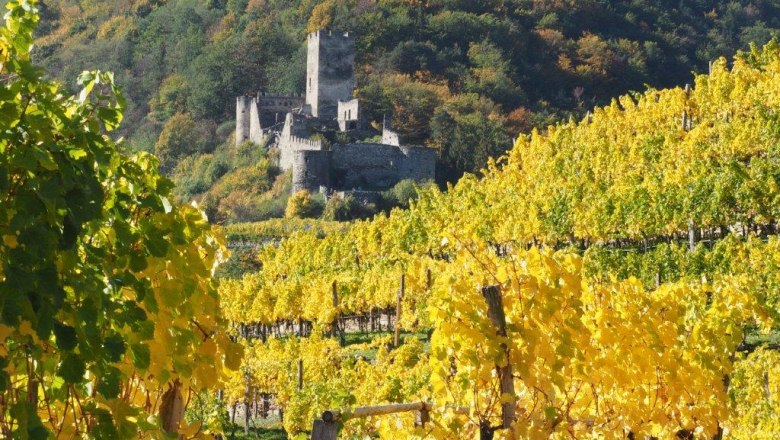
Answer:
25;0;780;181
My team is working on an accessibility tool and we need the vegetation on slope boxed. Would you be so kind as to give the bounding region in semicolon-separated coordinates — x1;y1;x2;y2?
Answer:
26;0;780;196
220;41;780;438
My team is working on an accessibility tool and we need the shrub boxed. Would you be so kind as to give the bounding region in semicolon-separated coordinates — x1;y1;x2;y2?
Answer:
322;194;376;221
233;139;268;169
216;120;236;140
285;190;323;218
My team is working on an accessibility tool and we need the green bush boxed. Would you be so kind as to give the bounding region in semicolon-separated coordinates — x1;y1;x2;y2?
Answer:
378;179;436;211
322;195;376;221
216;120;236;140
233;139;269;169
255;197;288;221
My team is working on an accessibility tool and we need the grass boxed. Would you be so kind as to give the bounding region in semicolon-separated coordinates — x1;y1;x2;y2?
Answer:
223;424;287;440
744;328;780;348
341;330;431;361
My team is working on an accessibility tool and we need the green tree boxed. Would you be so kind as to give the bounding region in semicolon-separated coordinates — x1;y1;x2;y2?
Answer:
149;73;191;122
154;112;216;174
431;93;511;180
0;2;240;437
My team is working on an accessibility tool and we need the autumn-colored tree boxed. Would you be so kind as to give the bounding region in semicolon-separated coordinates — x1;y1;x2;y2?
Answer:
154;112;215;174
285;190;321;218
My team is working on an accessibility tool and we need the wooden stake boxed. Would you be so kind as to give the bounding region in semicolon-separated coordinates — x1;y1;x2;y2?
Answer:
764;371;771;400
243;374;250;434
332;281;344;346
481;285;516;431
311;419;339;440
297;359;304;391
159;381;185;434
394;274;405;348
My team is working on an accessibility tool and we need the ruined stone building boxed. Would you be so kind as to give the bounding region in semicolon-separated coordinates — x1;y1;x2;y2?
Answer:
236;30;435;194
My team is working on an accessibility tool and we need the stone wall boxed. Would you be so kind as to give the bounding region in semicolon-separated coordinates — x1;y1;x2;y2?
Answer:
381;126;400;146
337;98;361;131
398;146;436;181
292;150;331;192
257;93;305;113
306;30;355;118
329;143;435;190
286;140;435;192
279;113;324;170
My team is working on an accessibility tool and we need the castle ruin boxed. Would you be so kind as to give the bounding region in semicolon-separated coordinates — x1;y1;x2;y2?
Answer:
236;30;435;194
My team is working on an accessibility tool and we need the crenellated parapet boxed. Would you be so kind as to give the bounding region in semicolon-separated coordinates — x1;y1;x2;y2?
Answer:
288;135;323;151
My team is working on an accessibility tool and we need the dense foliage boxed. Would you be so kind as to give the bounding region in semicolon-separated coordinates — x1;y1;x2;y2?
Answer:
0;2;240;437
25;0;780;187
220;42;780;438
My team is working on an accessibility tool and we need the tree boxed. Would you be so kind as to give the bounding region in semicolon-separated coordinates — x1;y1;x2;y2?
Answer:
285;190;320;219
430;93;510;180
149;73;191;122
376;75;449;144
154;112;216;174
0;2;241;437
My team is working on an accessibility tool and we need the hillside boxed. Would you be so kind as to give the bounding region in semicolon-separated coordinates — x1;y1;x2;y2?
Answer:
5;2;780;438
219;42;780;438
23;0;780;222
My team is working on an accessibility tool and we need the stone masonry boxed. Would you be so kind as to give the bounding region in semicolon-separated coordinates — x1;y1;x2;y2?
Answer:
237;29;435;194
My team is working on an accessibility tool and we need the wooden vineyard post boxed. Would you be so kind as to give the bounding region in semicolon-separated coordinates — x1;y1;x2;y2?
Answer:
481;285;516;434
332;281;345;346
414;404;430;428
394;274;405;348
261;393;269;418
311;419;339;440
764;371;771;400
244;372;250;434
297;359;304;391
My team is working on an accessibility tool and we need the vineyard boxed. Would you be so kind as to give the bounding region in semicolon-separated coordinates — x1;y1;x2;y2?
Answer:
218;43;780;439
2;1;780;439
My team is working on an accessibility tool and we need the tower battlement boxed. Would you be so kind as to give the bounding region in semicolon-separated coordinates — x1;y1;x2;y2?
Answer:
306;29;355;119
307;29;353;40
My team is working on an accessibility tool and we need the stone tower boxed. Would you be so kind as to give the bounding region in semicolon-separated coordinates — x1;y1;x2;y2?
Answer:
305;30;355;119
236;95;262;145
